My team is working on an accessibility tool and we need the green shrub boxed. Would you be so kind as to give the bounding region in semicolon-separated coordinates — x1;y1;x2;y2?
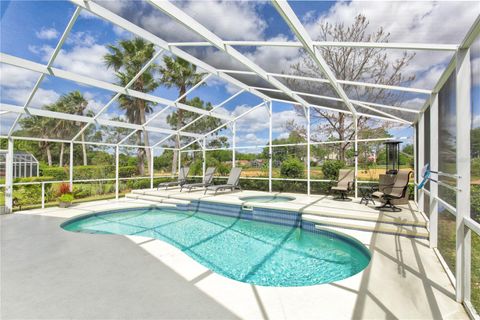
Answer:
118;166;138;178
321;160;345;180
472;184;480;223
472;158;480;180
58;193;74;202
13;185;41;207
280;157;304;178
40;167;68;180
189;159;203;176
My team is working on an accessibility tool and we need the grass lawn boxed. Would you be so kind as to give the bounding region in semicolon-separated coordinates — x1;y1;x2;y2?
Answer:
439;215;480;311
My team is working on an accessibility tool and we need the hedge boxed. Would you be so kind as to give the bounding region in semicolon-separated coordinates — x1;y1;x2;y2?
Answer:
41;165;139;180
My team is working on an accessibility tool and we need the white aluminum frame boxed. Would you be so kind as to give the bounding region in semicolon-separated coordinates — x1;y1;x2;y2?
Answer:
0;2;479;316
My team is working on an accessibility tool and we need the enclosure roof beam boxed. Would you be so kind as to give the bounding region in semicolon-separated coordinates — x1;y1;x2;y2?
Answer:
0;135;173;149
0;103;202;139
168;41;459;51
8;7;82;137
272;0;357;117
250;85;419;116
219;69;431;95
0;53;233;122
354;102;412;125
70;0;270;103
147;0;313;111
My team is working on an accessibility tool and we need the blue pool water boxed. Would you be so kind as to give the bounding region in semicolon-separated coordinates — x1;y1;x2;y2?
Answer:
62;207;370;286
239;195;295;203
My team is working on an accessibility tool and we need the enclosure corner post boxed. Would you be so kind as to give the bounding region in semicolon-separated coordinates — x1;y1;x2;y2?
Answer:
455;47;471;303
307;106;311;196
115;145;119;200
69;142;73;191
429;93;439;248
202;139;206;179
232;121;236;168
150;147;154;189
178;148;181;176
268;101;273;193
418;112;425;214
5;137;14;214
354;115;358;199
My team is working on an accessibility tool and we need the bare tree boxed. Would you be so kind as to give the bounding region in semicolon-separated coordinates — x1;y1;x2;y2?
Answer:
286;14;415;161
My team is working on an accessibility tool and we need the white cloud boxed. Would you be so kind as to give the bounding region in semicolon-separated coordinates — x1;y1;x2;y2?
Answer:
29;31;116;83
244;35;302;73
52;44;116;83
2;87;60;108
232;104;299;134
66;31;96;47
0;65;38;88
183;1;266;41
411;65;446;90
0;64;60;107
35;27;59;40
473;114;480;128
100;0;266;42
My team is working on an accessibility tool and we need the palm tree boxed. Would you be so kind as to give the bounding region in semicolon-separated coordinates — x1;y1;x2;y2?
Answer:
46;102;70;167
158;56;205;174
104;37;158;175
56;91;89;166
19;116;54;166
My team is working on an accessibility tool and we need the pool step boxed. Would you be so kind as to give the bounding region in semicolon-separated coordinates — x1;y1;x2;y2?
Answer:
125;193;190;205
302;214;429;239
300;208;427;228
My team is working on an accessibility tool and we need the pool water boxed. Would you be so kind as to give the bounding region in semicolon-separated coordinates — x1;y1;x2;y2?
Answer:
62;208;370;287
239;195;296;203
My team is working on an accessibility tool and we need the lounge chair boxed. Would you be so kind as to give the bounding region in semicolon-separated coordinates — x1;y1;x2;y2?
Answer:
157;166;190;190
372;170;412;212
204;167;242;195
330;169;354;201
180;167;216;192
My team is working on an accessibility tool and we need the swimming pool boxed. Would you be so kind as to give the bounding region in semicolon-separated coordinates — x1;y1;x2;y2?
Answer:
62;207;370;287
239;195;296;203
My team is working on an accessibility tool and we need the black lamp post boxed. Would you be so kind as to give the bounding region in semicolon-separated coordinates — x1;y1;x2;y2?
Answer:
384;141;401;175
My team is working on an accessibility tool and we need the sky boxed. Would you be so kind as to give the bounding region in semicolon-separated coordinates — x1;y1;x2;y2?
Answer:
1;0;479;150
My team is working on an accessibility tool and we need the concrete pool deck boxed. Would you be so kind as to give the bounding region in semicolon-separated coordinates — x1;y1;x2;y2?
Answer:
1;195;468;319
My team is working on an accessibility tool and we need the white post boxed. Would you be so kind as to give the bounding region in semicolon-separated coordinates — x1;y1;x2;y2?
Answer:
202;139;206;179
354;116;358;198
429;94;439;248
69;142;73;191
178;149;181;175
150;147;154;189
5;137;13;213
41;182;45;209
232;121;236;168
413;125;417;203
115;146;119;200
455;48;471;303
268;101;273;193
307;107;311;195
418;113;425;213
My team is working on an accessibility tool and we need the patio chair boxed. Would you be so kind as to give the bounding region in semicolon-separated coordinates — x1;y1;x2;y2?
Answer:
204;167;242;195
157;166;190;190
330;169;354;201
180;167;216;192
372;170;412;212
